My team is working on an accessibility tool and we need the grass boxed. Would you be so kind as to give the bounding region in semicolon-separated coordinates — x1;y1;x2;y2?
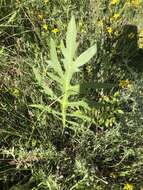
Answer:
1;0;143;189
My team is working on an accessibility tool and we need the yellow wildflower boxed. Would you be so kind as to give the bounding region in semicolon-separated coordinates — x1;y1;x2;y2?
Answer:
110;0;120;5
38;14;44;20
43;23;48;31
12;88;20;97
123;182;134;190
113;13;120;19
43;0;49;4
78;21;86;33
107;27;113;34
110;13;120;22
119;79;130;88
131;0;141;6
52;28;59;34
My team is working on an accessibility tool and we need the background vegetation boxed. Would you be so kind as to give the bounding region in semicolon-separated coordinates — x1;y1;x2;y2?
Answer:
1;0;143;189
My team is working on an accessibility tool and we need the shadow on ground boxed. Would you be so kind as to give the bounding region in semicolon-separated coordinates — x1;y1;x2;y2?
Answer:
116;24;143;73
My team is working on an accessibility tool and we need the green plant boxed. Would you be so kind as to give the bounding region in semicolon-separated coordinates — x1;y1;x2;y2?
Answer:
31;16;97;128
1;1;143;189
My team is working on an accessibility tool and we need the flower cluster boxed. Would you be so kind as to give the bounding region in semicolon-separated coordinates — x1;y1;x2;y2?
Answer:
110;0;120;5
119;80;131;88
123;182;134;190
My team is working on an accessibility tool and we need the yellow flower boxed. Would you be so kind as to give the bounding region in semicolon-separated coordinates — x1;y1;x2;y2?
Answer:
38;14;44;20
131;0;141;6
110;0;120;5
78;21;86;33
119;79;130;88
107;27;113;34
113;13;120;19
12;88;20;97
43;23;48;31
43;0;49;4
123;182;134;190
52;28;59;34
110;13;120;22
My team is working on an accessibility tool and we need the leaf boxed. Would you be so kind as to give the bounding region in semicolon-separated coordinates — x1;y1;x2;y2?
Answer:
67;112;92;122
29;104;48;110
32;67;56;98
50;38;63;77
29;104;59;116
75;44;97;67
68;100;90;110
117;109;124;114
66;15;77;64
60;40;67;57
7;11;17;24
33;67;43;85
42;84;57;99
47;72;62;84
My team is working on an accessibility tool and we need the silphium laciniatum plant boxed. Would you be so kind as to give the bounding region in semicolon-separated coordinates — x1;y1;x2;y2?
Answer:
31;16;114;129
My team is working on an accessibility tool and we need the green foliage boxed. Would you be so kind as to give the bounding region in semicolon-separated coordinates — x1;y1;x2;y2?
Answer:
1;0;143;190
31;16;97;128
